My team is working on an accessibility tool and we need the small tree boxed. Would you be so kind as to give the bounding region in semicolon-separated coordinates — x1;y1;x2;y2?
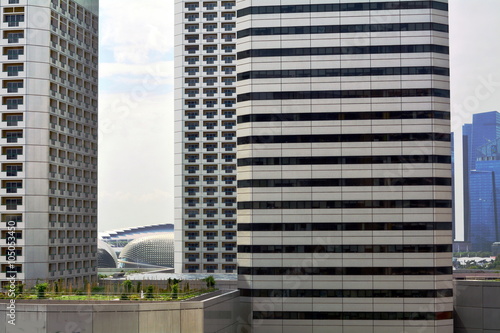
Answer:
172;284;178;299
146;285;154;299
136;281;142;293
203;276;215;288
122;280;133;295
35;282;49;299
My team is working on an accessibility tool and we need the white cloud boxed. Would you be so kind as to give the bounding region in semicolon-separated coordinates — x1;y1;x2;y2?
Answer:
100;0;174;64
98;89;175;230
100;61;174;79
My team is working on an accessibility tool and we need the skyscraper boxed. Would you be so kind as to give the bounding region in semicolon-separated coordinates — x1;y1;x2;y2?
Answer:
174;0;237;273
461;111;500;248
0;0;98;288
461;123;472;244
469;138;500;251
236;1;453;332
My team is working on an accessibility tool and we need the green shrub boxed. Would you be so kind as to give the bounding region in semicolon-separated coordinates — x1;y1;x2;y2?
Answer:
146;285;154;299
35;283;48;299
91;286;105;293
172;284;178;299
203;276;215;288
122;280;132;294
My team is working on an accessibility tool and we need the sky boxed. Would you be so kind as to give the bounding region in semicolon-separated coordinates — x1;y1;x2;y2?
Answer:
98;0;500;235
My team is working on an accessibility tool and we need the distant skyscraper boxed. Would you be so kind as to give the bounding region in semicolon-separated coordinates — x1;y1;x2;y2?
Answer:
461;123;472;243
461;111;500;250
469;140;500;251
174;0;237;273
0;0;98;288
236;0;452;332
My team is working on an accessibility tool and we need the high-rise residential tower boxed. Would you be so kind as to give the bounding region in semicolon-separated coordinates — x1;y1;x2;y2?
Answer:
174;0;237;273
237;1;453;332
0;0;98;288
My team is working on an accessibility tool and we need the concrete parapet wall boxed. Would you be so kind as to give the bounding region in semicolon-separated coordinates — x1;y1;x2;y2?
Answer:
0;290;239;333
454;280;500;333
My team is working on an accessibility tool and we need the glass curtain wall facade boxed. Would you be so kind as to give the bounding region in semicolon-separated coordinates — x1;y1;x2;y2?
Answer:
174;0;238;273
461;111;500;247
0;0;98;288
468;138;500;252
469;169;497;252
236;1;453;332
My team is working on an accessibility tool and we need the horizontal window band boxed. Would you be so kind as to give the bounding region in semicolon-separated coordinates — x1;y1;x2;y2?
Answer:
237;44;449;59
238;22;448;38
238;222;452;232
237;200;452;210
237;132;450;145
238;244;452;253
252;311;453;321
237;1;448;17
238;266;453;275
237;110;450;123
238;177;451;187
241;288;453;298
238;66;449;81
237;88;450;102
237;155;451;166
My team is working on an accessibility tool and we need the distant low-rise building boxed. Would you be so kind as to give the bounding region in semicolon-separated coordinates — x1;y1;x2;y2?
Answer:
97;239;118;268
118;233;174;268
99;223;174;257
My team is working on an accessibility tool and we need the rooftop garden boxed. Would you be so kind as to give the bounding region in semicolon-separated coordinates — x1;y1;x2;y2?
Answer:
1;276;217;301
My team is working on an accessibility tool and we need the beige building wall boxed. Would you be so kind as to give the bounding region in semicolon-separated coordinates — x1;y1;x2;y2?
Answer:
236;0;453;332
174;0;238;274
0;0;98;288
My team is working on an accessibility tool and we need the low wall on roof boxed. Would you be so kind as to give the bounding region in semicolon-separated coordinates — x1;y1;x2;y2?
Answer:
454;280;500;333
0;290;239;333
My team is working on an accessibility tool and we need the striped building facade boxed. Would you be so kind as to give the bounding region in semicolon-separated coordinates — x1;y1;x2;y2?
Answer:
236;1;452;332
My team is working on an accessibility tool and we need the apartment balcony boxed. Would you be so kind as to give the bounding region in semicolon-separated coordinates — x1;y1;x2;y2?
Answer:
3;35;25;45
0;272;24;280
184;49;200;56
0;254;24;263
0;238;24;246
0;102;25;112
202;236;220;242
0;136;24;145
202;27;221;34
1;21;25;31
0;187;24;196
185;257;200;263
183;247;200;252
201;16;218;23
202;258;219;264
201;224;219;230
184;17;200;24
202;60;221;66
183;82;200;88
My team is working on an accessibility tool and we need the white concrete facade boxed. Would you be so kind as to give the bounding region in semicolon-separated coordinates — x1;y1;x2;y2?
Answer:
236;0;453;332
0;0;98;288
174;0;238;273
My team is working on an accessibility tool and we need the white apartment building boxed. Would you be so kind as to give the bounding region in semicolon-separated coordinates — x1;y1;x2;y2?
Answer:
236;0;453;332
174;0;238;273
0;0;98;288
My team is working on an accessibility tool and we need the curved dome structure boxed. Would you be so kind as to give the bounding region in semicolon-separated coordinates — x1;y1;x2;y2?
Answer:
119;233;174;268
98;239;118;268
